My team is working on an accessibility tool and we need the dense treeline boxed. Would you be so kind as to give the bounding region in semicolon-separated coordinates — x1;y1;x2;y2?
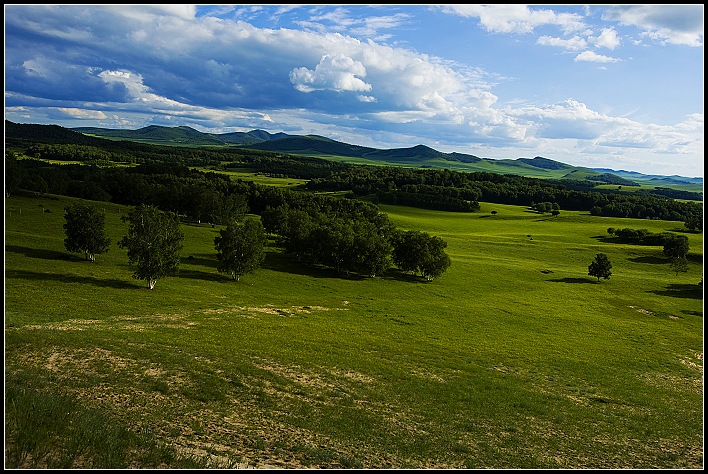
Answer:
307;166;702;223
5;119;703;228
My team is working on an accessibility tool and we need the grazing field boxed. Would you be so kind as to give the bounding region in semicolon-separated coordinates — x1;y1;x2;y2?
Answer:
4;192;703;469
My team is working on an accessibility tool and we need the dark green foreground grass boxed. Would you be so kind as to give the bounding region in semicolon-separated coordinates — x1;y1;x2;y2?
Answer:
5;193;703;468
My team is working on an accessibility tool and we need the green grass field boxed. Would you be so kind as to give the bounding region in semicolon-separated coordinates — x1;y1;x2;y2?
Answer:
4;192;703;468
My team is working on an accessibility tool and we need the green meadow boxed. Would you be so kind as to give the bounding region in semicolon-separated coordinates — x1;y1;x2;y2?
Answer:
4;192;703;468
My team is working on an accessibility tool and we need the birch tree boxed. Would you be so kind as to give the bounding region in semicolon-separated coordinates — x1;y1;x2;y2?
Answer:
118;204;183;290
63;203;111;262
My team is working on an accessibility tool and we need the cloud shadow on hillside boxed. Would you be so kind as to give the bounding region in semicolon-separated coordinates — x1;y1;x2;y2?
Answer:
5;269;139;289
648;284;703;300
6;245;82;262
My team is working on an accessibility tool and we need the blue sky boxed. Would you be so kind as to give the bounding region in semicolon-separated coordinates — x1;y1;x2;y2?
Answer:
4;4;704;177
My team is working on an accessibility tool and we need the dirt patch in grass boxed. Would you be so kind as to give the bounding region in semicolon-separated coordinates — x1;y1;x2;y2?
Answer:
12;313;198;332
6;347;391;468
202;304;346;319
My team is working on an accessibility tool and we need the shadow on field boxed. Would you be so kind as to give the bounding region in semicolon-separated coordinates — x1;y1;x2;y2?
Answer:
648;284;703;300
547;277;596;284
173;269;224;282
380;269;430;283
5;245;82;262
628;256;667;264
261;251;344;279
589;236;614;243
5;269;139;289
260;252;403;281
181;254;219;269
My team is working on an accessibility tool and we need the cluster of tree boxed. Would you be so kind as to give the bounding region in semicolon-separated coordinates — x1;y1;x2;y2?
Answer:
261;204;450;279
647;187;704;201
586;173;639;186
62;202;183;289
606;227;690;259
376;189;480;212
530;201;561;216
62;200;450;288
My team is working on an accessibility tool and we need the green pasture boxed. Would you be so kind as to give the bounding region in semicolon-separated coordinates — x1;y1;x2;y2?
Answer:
4;193;703;468
194;167;308;188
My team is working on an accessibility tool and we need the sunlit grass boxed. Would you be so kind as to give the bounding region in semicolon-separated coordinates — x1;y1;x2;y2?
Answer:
5;192;703;468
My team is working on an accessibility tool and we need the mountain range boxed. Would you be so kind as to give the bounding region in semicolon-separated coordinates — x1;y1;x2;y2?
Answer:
5;121;702;188
70;124;702;187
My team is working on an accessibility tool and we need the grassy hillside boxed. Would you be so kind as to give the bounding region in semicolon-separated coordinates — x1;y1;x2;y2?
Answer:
5;192;703;468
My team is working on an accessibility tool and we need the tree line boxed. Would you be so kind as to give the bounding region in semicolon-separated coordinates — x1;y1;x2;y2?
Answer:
63;200;451;289
5;120;703;224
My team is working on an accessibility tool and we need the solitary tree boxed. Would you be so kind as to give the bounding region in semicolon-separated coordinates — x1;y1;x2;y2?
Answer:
214;218;267;281
663;234;689;259
63;203;111;262
118;204;184;290
588;253;612;282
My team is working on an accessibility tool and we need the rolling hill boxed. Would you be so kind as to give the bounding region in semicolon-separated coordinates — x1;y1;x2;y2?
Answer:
4;121;703;190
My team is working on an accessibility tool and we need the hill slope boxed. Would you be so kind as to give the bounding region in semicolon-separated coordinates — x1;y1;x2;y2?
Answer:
5;121;702;187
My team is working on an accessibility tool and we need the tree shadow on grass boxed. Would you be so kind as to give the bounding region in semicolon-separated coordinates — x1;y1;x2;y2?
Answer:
5;269;139;289
547;277;597;284
628;256;667;264
260;252;369;281
589;236;615;243
173;268;225;283
5;245;82;262
379;269;431;283
181;254;219;269
648;284;703;300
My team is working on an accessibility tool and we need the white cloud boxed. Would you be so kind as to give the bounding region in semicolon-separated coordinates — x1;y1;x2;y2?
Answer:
103;4;197;21
602;5;703;47
290;54;372;93
439;4;586;34
536;35;587;51
593;28;621;50
574;51;620;63
56;108;108;119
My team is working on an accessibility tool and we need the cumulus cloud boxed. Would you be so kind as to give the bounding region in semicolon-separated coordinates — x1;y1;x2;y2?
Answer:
56;108;108;119
602;5;703;46
574;51;620;63
438;4;586;34
290;54;373;93
536;35;587;51
593;28;621;50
